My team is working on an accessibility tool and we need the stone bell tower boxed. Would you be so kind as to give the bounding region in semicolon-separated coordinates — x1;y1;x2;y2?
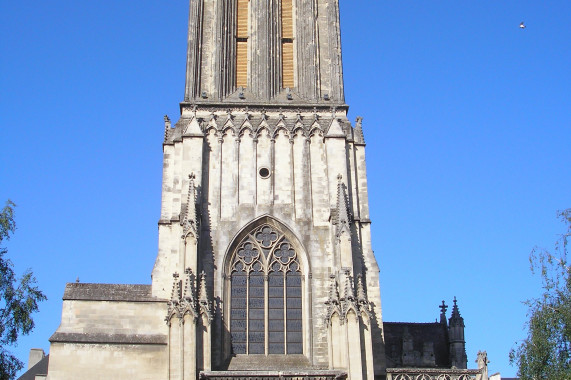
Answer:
152;0;385;379
40;3;485;380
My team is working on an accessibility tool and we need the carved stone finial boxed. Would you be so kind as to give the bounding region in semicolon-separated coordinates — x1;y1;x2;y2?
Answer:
356;274;367;304
170;272;182;305
325;274;341;325
476;351;489;368
164;115;171;142
181;173;199;238
225;109;234;124
335;175;351;237
449;296;465;327
342;270;354;302
183;268;196;304
439;300;448;314
198;271;213;323
354;116;365;144
476;350;490;380
451;297;461;317
439;300;448;325
326;274;339;305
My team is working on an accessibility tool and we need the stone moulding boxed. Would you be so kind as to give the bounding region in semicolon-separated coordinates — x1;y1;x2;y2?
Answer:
179;102;350;114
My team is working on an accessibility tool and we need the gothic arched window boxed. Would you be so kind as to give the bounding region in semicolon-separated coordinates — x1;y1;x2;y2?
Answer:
236;0;249;88
229;224;302;355
280;0;294;89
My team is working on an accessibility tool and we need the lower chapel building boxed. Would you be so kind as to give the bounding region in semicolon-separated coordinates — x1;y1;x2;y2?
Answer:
21;1;495;380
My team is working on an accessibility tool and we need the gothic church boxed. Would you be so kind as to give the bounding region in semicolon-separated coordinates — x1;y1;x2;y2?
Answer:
30;1;480;380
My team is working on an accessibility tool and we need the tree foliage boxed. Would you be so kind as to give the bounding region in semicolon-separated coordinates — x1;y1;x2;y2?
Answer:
510;208;571;380
0;201;47;380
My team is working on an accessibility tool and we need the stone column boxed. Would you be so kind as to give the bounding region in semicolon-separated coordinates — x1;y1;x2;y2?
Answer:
346;311;363;380
183;315;196;380
168;317;182;380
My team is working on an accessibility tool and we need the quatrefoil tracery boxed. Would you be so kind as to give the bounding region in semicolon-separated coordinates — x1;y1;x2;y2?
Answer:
232;225;300;275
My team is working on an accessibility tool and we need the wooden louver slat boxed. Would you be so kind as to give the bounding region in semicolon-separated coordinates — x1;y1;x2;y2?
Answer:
281;0;294;88
237;0;248;38
281;0;293;39
236;0;248;88
236;41;248;88
282;42;294;89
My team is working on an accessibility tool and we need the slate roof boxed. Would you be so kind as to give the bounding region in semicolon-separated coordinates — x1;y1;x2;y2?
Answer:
383;322;450;368
17;355;49;380
62;283;163;302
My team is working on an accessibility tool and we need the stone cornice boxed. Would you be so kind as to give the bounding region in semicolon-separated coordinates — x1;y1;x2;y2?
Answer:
180;101;349;114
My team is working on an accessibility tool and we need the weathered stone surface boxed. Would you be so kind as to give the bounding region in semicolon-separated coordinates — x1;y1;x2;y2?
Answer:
39;1;461;379
62;283;160;302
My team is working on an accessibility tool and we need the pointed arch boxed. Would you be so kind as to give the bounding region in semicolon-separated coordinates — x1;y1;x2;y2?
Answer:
239;117;253;132
255;126;271;139
292;126;306;138
205;126;219;138
223;215;310;357
309;122;324;137
223;215;310;275
222;123;237;136
273;125;289;139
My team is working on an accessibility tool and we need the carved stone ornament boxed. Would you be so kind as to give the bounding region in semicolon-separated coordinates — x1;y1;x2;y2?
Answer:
325;271;370;325
165;269;202;325
181;173;199;239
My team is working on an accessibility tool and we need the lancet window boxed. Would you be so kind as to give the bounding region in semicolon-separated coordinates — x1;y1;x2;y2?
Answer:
229;224;302;355
236;0;249;88
280;0;294;89
234;0;294;91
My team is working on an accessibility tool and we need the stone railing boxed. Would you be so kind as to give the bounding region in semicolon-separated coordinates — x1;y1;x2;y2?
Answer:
386;368;483;380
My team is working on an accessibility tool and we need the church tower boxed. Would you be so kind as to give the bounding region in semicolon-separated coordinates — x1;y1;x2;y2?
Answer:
44;2;390;380
153;0;385;379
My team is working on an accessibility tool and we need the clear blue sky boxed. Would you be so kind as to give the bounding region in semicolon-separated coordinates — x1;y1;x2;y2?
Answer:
1;1;570;378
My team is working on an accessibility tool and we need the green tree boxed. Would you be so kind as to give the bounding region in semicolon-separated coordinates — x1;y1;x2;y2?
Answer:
0;201;47;380
510;208;571;380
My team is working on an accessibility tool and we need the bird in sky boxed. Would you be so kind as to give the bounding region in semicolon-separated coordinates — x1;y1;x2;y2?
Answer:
520;22;526;29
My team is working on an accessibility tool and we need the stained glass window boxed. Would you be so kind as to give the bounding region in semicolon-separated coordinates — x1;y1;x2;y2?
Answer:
230;225;302;355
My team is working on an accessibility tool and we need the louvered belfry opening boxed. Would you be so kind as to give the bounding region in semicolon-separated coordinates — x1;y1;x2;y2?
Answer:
281;0;294;89
236;0;249;88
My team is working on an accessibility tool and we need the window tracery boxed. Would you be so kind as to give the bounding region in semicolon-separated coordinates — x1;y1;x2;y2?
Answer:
229;224;302;355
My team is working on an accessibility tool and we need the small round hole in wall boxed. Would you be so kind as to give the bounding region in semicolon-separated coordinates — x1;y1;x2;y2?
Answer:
259;167;271;179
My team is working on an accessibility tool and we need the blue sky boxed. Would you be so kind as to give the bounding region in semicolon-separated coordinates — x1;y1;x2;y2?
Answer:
1;1;570;378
